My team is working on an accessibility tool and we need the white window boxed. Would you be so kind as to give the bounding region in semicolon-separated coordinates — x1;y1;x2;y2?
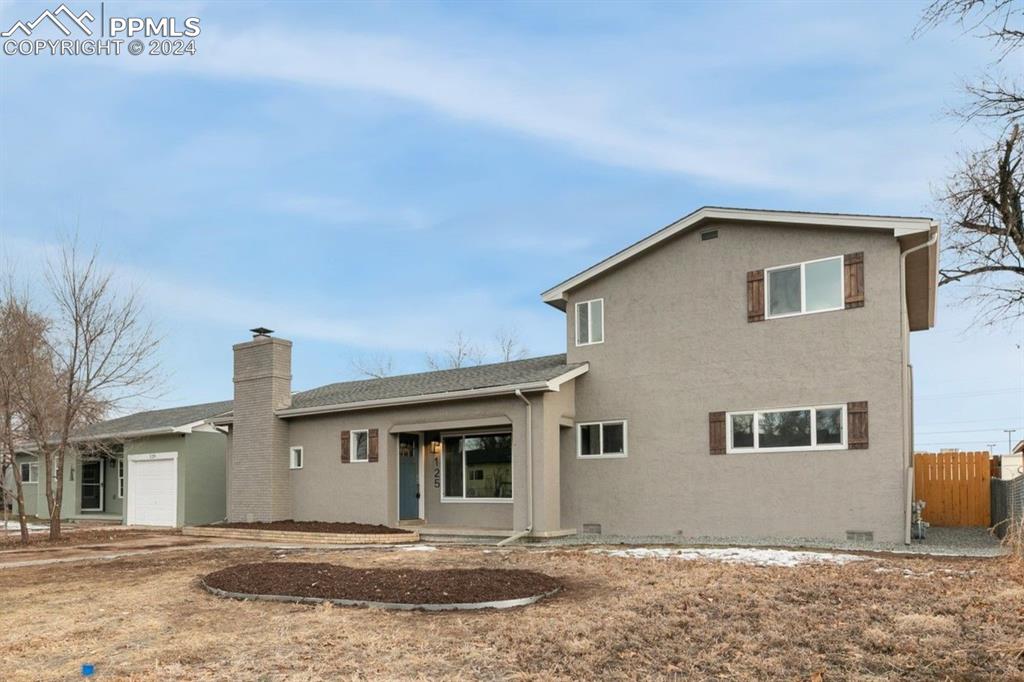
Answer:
350;431;369;463
442;432;512;501
20;462;38;483
727;405;846;453
117;459;125;498
289;446;303;470
575;298;604;346
766;256;843;319
577;420;628;458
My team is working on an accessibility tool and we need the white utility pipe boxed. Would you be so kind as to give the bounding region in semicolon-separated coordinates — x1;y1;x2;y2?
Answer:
497;390;533;546
900;227;939;545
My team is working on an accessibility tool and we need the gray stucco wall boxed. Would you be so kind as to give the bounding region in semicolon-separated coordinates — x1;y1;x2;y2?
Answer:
561;221;909;543
282;395;541;530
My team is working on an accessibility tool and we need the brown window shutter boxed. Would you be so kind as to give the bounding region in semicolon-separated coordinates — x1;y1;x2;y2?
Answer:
847;402;868;449
368;429;379;463
747;270;765;322
844;252;864;309
340;430;351;463
709;411;726;455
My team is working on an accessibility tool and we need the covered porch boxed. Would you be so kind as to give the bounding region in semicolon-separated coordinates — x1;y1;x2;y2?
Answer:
384;391;578;540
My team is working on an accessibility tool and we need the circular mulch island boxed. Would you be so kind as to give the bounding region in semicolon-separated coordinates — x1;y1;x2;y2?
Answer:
201;562;561;611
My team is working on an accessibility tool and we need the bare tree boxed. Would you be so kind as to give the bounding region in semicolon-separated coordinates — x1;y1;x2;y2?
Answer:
918;0;1024;324
20;240;160;540
350;352;395;379
425;331;485;370
0;288;51;544
939;125;1024;322
494;327;528;362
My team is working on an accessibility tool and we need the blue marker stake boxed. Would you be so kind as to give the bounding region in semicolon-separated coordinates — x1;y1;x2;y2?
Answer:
82;663;95;677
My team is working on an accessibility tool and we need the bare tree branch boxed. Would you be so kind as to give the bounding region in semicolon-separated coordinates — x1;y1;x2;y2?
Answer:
425;331;485;370
350;353;395;379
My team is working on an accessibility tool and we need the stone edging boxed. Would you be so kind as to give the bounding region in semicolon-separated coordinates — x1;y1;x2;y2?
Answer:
200;579;560;611
182;526;419;545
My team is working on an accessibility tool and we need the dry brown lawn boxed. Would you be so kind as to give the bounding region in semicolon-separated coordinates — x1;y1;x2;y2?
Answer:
0;544;1022;680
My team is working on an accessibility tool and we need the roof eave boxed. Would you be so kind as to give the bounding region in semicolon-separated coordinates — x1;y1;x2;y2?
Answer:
541;206;935;308
275;364;589;419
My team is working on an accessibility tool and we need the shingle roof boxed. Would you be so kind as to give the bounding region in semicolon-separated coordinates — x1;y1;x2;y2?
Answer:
288;354;583;411
75;355;584;437
75;400;234;440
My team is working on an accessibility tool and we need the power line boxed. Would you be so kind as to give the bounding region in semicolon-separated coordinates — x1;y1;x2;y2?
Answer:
917;426;1023;435
916;388;1022;399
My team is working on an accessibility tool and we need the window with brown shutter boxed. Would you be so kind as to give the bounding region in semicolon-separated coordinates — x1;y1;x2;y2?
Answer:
844;252;864;309
847;402;868;449
746;270;765;322
368;428;379;462
709;411;726;454
340;430;351;463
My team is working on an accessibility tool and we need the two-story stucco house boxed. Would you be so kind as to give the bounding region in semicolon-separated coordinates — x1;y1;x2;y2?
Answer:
219;207;938;544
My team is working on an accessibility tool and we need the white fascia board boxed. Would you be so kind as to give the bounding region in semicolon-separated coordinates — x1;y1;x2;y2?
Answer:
541;206;936;306
546;363;589;390
276;371;588;419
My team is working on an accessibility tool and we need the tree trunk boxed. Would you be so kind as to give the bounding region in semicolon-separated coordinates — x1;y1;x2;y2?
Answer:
1;421;29;544
45;448;63;541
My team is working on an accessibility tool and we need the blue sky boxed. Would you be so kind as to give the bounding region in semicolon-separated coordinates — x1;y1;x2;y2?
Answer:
0;0;1022;453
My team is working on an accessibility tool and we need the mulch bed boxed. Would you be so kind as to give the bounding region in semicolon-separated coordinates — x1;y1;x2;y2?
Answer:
203;562;561;605
206;520;412;535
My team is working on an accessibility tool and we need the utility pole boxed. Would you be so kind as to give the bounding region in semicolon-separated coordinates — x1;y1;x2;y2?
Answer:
987;443;998;455
1004;429;1017;456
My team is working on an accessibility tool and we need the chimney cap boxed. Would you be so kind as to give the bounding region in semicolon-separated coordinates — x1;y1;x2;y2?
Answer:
250;327;274;338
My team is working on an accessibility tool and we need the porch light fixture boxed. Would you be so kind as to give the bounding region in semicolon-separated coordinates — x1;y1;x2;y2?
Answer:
429;440;441;455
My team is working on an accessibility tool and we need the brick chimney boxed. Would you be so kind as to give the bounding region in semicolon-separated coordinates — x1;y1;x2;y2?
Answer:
228;328;292;522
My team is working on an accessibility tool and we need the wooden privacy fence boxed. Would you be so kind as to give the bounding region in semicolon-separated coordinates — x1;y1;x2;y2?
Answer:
914;451;991;527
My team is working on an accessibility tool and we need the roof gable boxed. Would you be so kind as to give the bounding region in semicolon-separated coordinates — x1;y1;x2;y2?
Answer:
541;206;936;310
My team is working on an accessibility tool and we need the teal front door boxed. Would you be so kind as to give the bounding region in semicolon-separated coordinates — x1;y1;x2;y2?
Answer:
399;434;421;520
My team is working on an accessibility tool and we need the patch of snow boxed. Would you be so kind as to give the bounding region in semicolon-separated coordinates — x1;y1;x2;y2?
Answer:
593;546;865;567
401;544;437;552
0;523;49;534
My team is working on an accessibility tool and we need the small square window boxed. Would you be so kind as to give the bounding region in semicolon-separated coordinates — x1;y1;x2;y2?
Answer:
577;421;628;458
20;462;38;483
289;446;304;469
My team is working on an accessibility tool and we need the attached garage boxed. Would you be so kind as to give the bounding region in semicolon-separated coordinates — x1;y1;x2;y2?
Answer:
126;453;178;527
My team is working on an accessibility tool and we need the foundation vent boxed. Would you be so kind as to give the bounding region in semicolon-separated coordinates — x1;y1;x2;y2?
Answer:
845;530;874;542
582;523;602;535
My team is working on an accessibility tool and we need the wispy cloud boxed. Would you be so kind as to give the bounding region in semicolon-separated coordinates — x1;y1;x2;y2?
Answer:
108;12;972;201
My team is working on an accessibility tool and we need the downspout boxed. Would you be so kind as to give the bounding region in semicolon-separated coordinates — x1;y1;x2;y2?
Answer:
899;227;939;545
497;389;533;546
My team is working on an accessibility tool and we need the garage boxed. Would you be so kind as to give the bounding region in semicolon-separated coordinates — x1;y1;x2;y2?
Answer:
126;452;178;527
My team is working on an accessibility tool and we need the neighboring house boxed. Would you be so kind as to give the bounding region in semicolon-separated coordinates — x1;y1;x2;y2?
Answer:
13;401;230;527
214;206;938;544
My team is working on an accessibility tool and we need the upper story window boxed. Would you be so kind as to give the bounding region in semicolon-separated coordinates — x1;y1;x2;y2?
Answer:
575;298;604;346
766;256;843;319
727;405;846;453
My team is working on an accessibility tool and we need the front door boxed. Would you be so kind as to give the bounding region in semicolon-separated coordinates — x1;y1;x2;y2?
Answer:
398;434;421;520
80;460;104;512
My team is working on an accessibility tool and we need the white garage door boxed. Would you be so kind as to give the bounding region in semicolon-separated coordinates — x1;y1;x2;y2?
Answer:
126;453;178;527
